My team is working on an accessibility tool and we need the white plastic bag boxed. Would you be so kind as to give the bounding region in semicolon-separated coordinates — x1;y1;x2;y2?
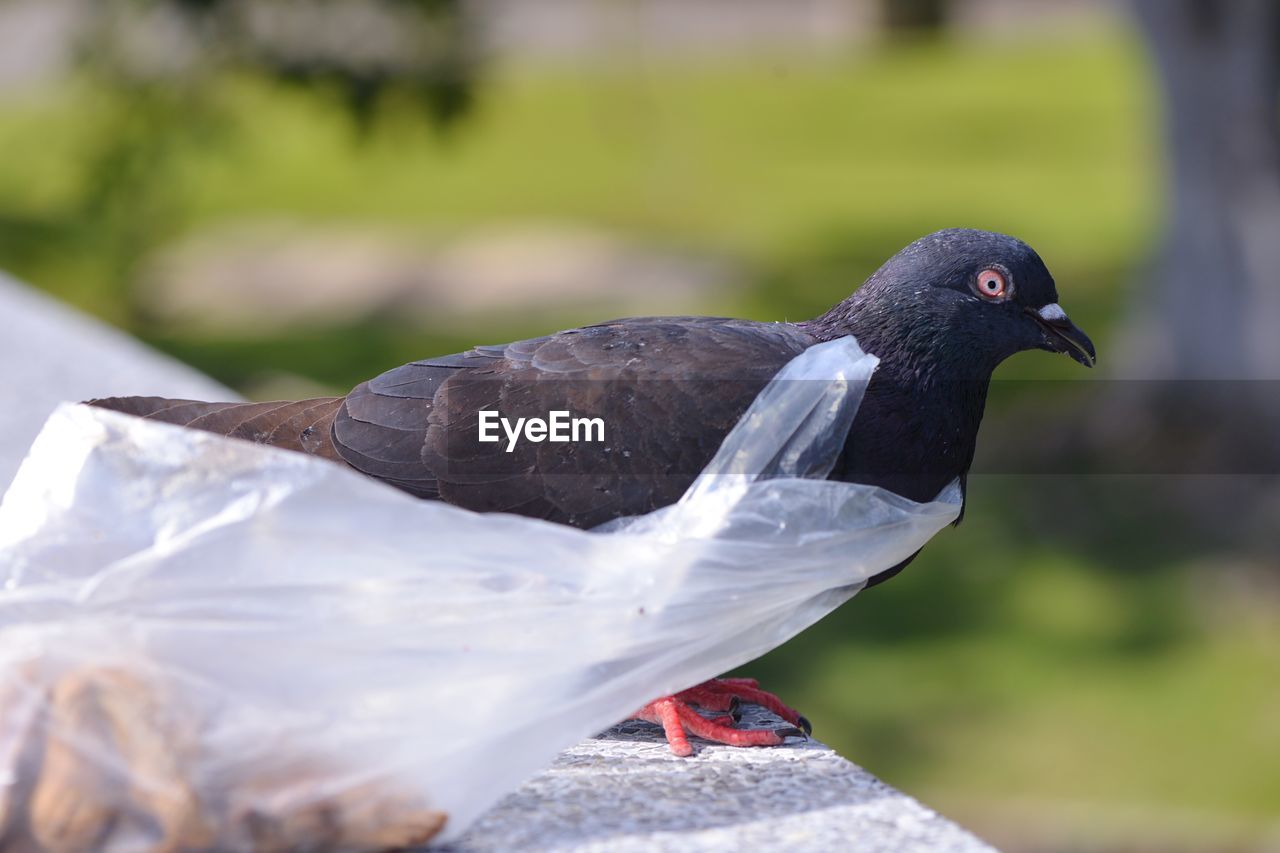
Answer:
0;336;961;849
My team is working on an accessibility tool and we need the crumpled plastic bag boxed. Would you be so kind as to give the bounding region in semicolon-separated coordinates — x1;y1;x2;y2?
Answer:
0;336;961;849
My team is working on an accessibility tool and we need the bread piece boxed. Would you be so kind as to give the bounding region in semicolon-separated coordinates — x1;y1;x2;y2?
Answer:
6;663;447;852
226;759;447;851
27;670;122;851
0;660;50;848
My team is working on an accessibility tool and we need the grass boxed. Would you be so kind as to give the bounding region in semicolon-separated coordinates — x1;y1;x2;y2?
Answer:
2;31;1273;849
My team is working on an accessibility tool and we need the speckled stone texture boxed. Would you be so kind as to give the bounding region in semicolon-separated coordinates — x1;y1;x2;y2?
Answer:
446;706;995;852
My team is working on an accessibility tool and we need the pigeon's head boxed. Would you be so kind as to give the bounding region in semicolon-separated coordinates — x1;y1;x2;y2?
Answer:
817;228;1096;376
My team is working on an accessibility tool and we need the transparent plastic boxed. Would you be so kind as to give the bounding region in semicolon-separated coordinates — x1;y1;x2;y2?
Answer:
0;337;961;849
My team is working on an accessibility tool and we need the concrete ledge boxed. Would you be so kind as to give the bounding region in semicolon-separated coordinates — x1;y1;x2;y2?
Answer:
448;706;994;852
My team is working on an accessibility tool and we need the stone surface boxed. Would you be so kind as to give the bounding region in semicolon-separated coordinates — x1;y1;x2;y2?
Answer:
446;705;995;852
0;271;236;489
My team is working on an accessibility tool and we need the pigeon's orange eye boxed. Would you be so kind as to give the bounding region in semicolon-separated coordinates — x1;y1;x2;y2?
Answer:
975;268;1009;300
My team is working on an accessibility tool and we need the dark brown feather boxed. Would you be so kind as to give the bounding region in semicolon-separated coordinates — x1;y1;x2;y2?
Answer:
88;396;345;463
336;318;815;526
87;318;817;527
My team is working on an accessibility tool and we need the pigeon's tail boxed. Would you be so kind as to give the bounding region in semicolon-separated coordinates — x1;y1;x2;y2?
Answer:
86;396;346;462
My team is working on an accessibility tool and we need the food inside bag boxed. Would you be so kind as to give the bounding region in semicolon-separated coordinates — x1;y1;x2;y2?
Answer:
0;660;446;851
0;337;961;851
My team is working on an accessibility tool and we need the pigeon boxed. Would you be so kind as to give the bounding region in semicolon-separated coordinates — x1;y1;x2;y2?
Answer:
90;228;1096;755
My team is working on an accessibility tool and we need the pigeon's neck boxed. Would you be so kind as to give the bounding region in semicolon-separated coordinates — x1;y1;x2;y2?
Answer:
800;291;1004;388
798;294;996;500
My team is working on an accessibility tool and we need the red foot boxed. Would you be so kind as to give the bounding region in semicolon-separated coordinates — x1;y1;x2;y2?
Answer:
631;678;811;757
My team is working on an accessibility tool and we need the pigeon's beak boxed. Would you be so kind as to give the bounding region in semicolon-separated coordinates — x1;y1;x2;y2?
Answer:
1026;303;1096;368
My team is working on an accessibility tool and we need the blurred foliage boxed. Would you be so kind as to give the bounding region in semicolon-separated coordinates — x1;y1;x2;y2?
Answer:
81;0;476;128
0;0;476;327
1;26;1276;850
0;35;1152;369
882;0;952;33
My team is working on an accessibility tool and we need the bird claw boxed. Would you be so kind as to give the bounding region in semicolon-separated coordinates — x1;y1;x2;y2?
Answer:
773;726;809;741
679;677;812;732
630;677;811;757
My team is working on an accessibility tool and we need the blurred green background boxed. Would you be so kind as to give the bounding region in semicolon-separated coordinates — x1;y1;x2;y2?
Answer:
0;1;1276;850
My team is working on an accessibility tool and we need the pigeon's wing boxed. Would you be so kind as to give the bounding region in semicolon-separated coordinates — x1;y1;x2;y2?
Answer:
332;317;817;527
327;344;513;501
87;396;346;461
90;318;817;527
